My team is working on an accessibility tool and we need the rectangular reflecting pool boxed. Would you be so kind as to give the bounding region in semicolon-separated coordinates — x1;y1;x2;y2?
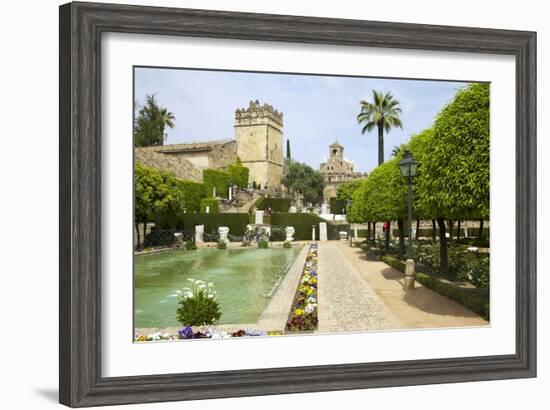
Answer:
134;246;303;328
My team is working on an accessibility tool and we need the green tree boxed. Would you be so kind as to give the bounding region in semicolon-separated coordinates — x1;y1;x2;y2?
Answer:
282;160;324;205
351;158;408;255
414;83;490;275
357;90;403;166
134;95;175;147
134;164;175;249
336;179;363;202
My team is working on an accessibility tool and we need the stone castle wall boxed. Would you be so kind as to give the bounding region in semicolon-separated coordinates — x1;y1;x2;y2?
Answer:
143;140;237;171
235;100;283;189
135;148;203;182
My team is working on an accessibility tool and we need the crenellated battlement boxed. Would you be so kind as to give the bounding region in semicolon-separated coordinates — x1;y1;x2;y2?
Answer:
235;100;283;127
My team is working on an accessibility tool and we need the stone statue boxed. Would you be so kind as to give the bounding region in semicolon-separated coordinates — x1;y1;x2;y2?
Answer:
218;226;230;243
285;226;295;242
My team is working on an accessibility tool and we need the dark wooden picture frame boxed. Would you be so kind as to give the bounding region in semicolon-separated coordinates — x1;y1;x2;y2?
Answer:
59;2;536;407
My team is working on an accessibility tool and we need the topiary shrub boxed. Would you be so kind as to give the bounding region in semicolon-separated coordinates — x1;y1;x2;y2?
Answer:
185;240;197;250
258;239;269;249
217;240;227;249
283;241;292;249
176;279;221;326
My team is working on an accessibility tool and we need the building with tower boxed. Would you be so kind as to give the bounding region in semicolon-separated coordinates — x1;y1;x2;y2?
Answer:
319;142;367;200
136;100;284;190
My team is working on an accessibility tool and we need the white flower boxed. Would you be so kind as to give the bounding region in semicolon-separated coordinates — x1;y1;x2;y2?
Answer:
208;283;214;288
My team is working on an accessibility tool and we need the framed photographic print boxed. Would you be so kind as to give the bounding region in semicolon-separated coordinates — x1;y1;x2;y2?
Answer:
59;1;536;407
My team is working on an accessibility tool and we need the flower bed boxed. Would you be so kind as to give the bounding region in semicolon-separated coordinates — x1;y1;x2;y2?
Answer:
135;327;277;342
285;243;319;332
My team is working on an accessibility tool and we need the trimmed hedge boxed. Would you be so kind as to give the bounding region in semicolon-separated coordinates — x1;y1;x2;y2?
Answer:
203;169;231;198
156;213;249;239
144;228;177;247
227;163;249;188
271;213;349;240
356;229;369;238
392;227;490;239
254;197;291;213
200;198;219;214
380;255;489;321
329;198;347;215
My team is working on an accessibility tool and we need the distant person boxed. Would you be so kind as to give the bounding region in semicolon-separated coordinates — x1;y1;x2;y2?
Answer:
383;221;390;242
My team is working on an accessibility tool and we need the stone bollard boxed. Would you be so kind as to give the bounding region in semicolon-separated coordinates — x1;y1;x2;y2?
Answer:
319;222;328;241
403;259;416;290
195;225;204;243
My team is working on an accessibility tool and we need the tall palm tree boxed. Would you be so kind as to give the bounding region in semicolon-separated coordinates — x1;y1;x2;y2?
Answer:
135;95;175;147
391;144;406;158
157;107;175;146
357;90;403;166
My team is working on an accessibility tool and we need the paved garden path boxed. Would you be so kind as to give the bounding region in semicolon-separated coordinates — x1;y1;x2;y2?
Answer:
334;242;488;329
317;242;401;333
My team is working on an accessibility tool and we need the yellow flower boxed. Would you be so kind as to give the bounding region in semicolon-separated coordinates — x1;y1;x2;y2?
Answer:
295;308;305;316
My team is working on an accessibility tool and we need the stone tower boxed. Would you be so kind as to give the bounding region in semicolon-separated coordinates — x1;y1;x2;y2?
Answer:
329;141;344;159
234;100;284;189
319;141;366;200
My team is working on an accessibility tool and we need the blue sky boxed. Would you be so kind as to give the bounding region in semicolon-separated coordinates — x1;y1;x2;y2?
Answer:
134;67;468;174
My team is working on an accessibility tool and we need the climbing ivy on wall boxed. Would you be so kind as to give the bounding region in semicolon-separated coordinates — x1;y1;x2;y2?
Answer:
203;169;231;198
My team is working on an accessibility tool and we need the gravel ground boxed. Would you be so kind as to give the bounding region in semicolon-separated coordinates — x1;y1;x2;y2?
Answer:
317;242;402;333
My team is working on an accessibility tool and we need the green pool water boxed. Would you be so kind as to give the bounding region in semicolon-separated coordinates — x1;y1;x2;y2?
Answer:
134;246;302;328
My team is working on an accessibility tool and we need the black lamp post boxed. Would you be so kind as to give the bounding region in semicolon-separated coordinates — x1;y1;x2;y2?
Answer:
398;149;419;289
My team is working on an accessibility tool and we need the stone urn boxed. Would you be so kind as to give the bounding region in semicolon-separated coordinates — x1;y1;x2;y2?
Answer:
173;232;185;247
338;231;348;241
218;226;230;243
285;226;295;242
